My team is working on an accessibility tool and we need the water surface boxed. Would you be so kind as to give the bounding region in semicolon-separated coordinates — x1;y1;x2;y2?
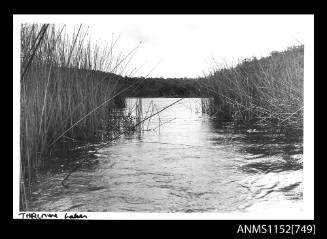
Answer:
28;98;303;213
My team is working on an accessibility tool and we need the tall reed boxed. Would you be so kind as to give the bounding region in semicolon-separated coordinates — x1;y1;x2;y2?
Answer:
20;24;136;210
199;45;304;131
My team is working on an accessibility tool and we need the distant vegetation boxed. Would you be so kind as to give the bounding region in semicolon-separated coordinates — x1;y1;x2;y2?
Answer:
120;76;202;97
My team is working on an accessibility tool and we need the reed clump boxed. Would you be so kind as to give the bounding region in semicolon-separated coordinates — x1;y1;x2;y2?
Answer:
200;45;304;131
20;24;136;209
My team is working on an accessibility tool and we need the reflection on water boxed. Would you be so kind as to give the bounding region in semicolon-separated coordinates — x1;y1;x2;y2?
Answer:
27;98;303;213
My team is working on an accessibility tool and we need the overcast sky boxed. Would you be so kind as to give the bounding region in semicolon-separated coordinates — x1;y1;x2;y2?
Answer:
17;15;313;78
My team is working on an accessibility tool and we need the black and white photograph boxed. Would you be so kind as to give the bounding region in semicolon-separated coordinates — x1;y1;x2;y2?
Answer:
13;14;314;220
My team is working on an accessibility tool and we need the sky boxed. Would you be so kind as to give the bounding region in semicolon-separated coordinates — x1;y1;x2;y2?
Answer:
16;15;313;78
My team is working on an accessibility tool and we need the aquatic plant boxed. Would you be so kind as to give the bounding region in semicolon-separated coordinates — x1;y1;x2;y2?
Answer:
199;45;304;131
20;24;139;209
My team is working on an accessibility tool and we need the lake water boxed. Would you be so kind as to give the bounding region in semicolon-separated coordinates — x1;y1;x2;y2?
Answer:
27;98;303;213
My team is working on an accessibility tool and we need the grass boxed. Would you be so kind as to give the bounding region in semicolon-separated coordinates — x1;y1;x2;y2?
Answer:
199;45;304;131
20;24;139;210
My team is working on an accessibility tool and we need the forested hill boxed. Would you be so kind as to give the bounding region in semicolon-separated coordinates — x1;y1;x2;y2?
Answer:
118;76;203;97
56;67;204;98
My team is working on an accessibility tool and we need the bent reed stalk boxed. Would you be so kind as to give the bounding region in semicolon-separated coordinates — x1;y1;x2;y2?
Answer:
20;24;139;210
199;45;304;131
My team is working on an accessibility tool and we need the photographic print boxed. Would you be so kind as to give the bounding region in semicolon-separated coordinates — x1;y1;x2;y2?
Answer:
13;14;314;220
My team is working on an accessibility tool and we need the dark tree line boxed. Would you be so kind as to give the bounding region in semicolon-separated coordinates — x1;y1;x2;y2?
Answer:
118;76;205;97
